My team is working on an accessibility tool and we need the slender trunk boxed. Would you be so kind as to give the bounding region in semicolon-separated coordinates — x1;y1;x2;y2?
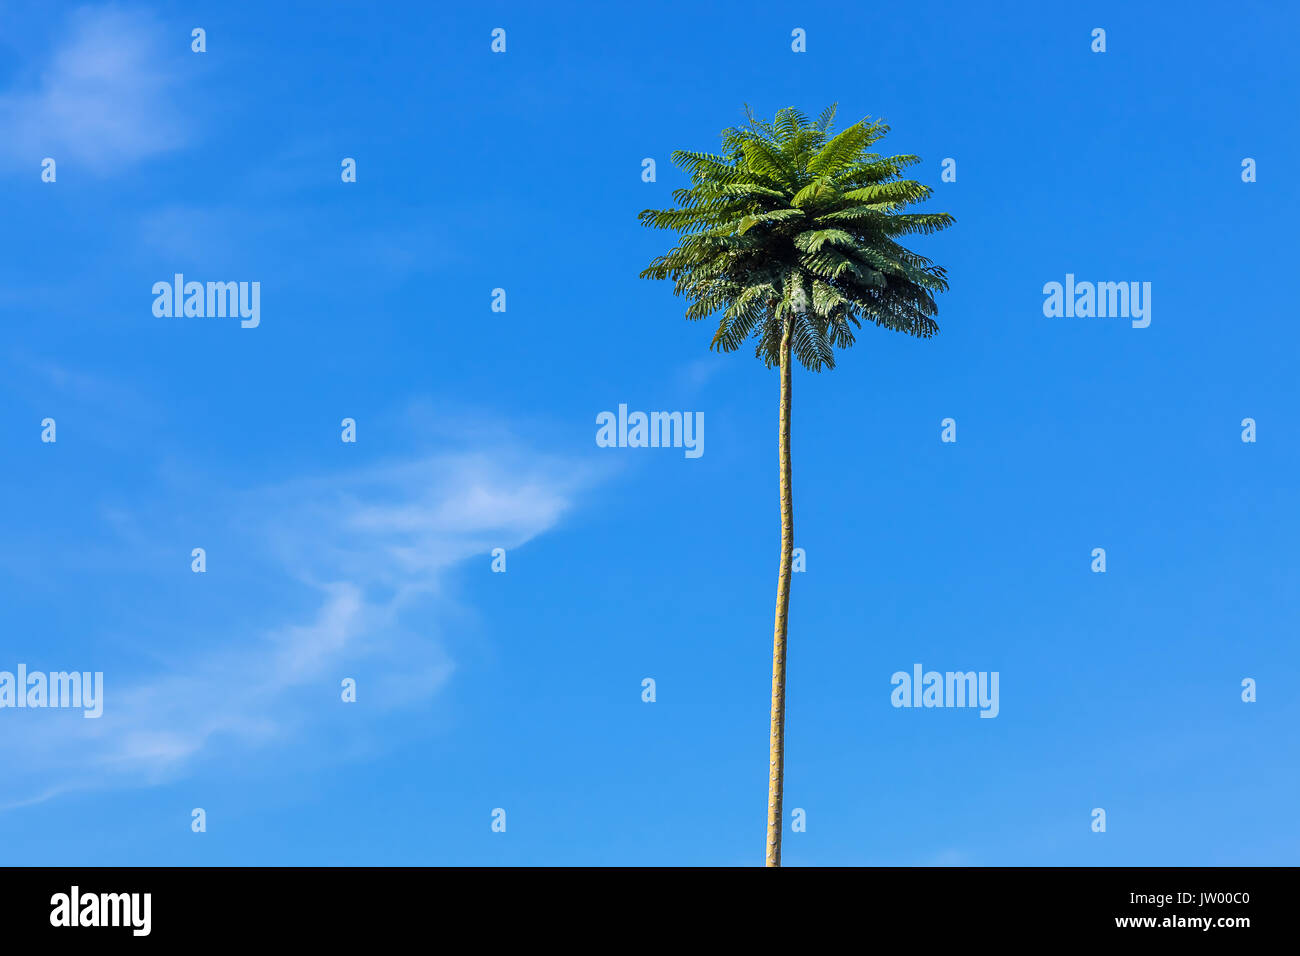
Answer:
765;319;794;867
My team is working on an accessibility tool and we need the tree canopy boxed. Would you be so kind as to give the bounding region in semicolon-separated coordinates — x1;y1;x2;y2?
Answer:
639;105;953;371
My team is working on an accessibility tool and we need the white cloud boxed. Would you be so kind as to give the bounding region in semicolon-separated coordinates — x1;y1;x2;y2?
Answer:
678;356;728;391
0;5;189;172
0;443;597;809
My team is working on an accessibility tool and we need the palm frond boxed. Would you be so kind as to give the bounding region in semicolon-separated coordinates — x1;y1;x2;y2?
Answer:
639;105;953;371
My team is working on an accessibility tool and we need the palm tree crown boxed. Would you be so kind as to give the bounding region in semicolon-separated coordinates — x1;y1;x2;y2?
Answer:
639;104;953;368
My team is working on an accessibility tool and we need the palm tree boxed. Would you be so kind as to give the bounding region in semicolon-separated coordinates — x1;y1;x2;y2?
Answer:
638;105;952;866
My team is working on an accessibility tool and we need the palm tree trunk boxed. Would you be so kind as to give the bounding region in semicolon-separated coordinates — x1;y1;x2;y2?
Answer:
766;318;794;867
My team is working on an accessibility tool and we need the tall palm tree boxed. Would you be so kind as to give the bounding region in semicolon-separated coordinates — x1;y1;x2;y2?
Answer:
639;105;952;866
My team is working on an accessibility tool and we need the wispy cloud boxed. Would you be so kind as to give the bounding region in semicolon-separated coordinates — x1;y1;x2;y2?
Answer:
677;355;728;392
0;5;189;172
0;440;598;809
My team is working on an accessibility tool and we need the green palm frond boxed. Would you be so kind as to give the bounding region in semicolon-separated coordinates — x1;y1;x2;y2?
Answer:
639;105;953;371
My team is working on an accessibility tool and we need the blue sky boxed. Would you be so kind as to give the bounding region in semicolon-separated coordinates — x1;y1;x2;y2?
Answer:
1;0;1297;865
